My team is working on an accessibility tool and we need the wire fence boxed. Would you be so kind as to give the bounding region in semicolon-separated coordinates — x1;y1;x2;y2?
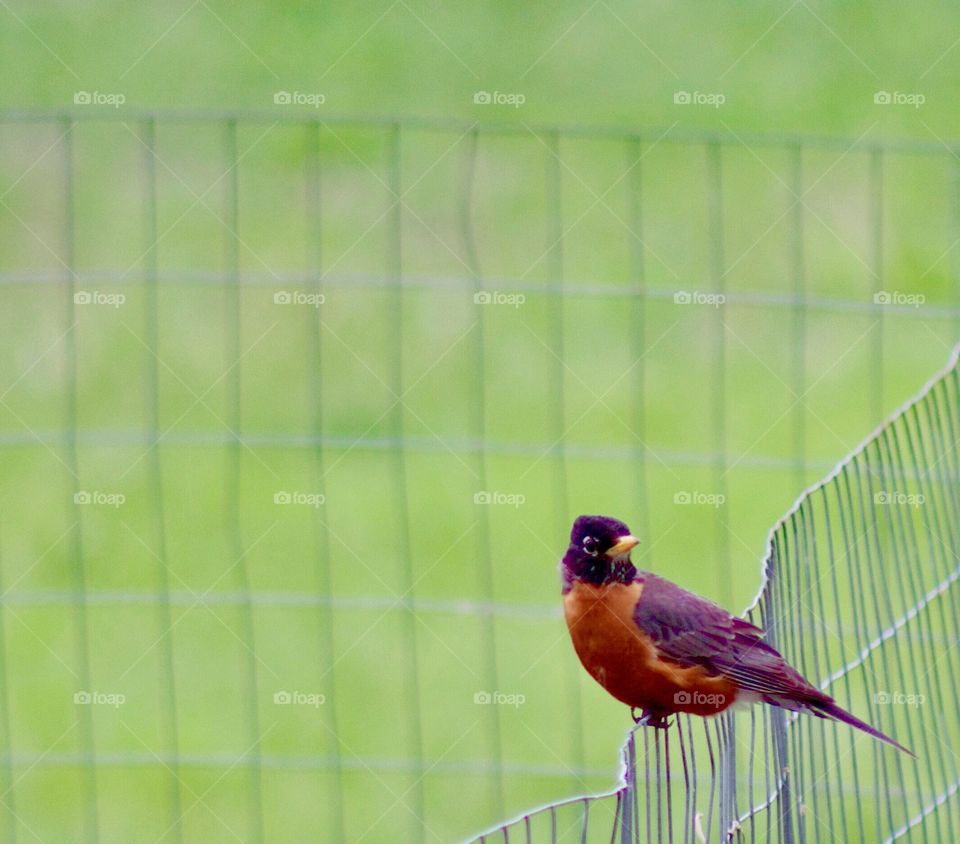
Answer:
473;343;960;842
0;110;958;841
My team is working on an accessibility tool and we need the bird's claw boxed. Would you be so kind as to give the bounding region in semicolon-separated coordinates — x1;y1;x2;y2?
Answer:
631;707;672;729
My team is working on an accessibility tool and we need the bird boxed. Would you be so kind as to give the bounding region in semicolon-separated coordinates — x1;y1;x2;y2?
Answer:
561;514;913;755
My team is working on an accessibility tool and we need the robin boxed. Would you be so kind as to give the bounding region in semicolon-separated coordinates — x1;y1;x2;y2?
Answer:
562;515;912;755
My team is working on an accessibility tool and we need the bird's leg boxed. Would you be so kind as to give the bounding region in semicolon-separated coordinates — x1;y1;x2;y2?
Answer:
631;708;673;729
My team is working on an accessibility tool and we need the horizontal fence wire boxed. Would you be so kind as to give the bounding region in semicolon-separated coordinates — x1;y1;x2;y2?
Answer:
5;108;960;157
2;589;960;646
2;271;958;318
471;344;960;843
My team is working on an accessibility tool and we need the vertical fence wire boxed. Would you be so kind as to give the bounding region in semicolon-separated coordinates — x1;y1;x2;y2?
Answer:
141;116;184;843
545;128;570;528
790;145;807;493
785;513;809;842
387;121;427;841
768;533;794;844
821;486;864;841
459;127;506;816
62;116;100;844
801;493;841;839
870;148;885;426
905;387;960;841
845;462;893;833
222;119;266;844
0;499;12;842
625;137;652;550
833;470;874;836
544;131;585;779
871;433;933;840
707;141;731;609
897;410;955;841
860;457;903;830
675;717;691;844
306;120;346;842
953;159;960;341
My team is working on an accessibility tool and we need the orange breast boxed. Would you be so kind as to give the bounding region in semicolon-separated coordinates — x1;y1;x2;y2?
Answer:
563;581;738;716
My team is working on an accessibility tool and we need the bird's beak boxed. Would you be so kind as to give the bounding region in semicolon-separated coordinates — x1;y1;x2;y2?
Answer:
606;535;640;557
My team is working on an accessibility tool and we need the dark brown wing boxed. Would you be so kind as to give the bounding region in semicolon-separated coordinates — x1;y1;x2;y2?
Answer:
631;572;826;702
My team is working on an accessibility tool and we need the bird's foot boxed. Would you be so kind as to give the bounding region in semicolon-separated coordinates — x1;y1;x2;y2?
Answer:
631;708;672;729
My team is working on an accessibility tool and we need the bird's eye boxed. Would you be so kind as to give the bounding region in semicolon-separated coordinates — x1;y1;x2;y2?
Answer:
582;536;599;557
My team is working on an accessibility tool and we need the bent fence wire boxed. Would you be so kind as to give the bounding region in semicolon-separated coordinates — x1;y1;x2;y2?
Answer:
472;344;960;843
1;110;960;842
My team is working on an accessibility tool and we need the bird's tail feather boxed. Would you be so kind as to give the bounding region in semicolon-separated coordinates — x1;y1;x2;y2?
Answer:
811;699;915;757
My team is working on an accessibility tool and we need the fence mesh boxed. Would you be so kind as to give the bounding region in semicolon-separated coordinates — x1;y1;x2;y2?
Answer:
472;343;960;843
0;110;957;841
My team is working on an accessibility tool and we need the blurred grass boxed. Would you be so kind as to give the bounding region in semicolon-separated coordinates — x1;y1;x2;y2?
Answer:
0;2;959;842
3;1;960;139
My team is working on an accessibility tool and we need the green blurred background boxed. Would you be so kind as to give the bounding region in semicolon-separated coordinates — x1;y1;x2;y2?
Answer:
0;2;959;841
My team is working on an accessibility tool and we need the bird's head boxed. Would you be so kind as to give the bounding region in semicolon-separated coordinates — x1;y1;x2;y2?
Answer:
561;515;640;587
